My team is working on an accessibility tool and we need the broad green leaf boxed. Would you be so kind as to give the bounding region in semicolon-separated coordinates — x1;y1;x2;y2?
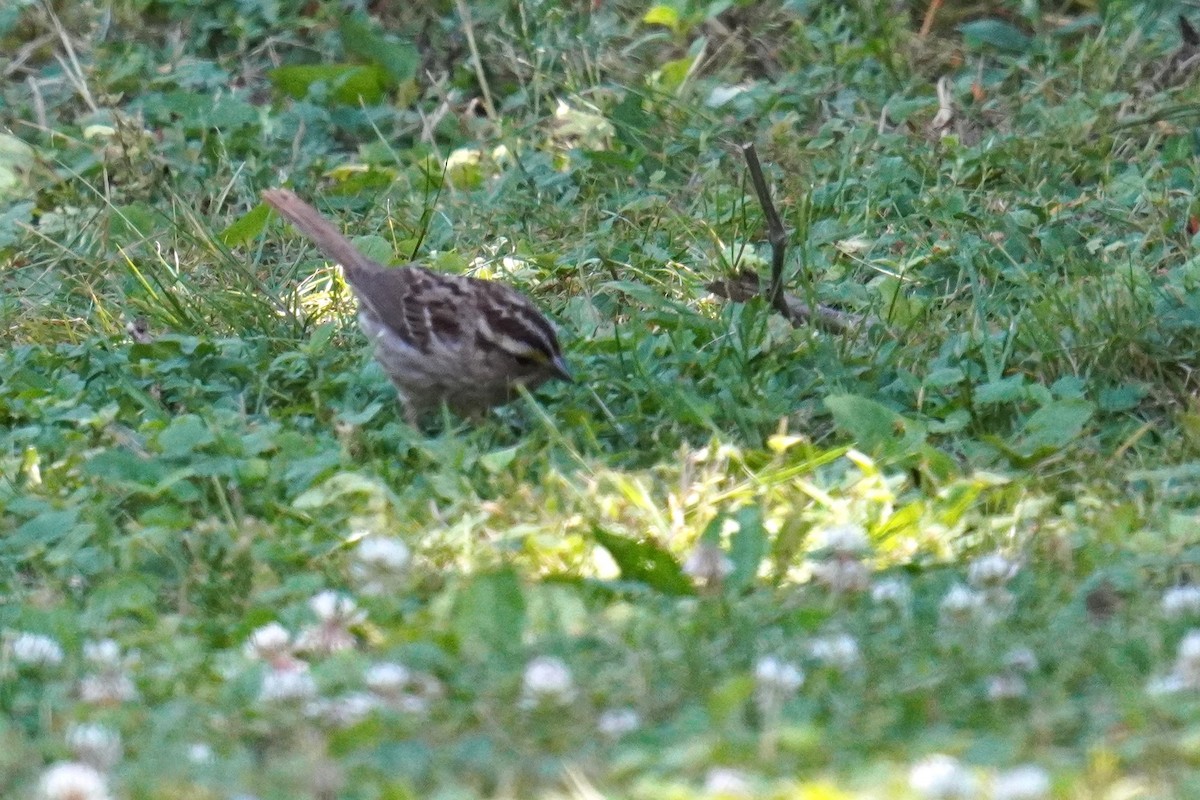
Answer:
83;449;170;489
0;200;33;248
480;445;521;474
4;508;78;554
221;202;271;247
157;414;215;458
350;234;394;265
825;394;926;458
658;55;696;91
726;505;766;592
591;527;693;596
643;4;680;32
974;375;1027;406
959;19;1032;53
269;63;389;106
924;367;965;388
453;569;525;660
340;15;419;85
1012;398;1094;453
108;203;158;246
1099;384;1146;412
0;133;34;199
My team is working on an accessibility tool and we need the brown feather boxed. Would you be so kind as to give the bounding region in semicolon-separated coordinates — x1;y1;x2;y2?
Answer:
261;188;570;421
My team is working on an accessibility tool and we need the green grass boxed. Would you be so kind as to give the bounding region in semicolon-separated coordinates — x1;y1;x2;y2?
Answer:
5;0;1200;797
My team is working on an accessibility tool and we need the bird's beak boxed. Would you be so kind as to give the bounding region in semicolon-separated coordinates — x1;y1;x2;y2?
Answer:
550;353;573;383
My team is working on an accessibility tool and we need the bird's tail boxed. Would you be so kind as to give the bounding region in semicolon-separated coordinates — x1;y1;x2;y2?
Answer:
261;188;380;275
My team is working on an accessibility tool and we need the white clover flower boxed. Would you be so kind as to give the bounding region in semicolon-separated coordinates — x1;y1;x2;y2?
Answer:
79;671;137;706
351;537;412;595
259;664;317;703
597;707;640;738
364;662;411;696
682;542;733;587
244;623;292;661
37;761;110;800
993;764;1051;800
811;558;872;593
870;577;912;607
82;640;122;668
365;663;441;715
8;632;65;668
520;655;576;707
703;767;753;798
815;523;870;555
967;553;1019;589
753;655;804;712
306;692;378;727
755;656;804;693
1147;672;1187;696
297;591;365;655
1004;647;1038;674
1163;585;1200;618
939;583;990;624
395;693;433;716
354;537;411;570
986;673;1028;701
309;591;365;624
909;754;976;799
67;723;122;770
1172;629;1200;687
809;634;861;673
187;743;214;764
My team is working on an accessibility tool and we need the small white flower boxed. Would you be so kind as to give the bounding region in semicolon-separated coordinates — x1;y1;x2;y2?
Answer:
909;754;976;799
705;84;750;107
1178;630;1200;670
307;692;378;727
986;673;1028;701
815;523;870;555
1147;672;1187;696
703;767;753;798
939;583;991;624
682;542;733;587
870;577;912;607
309;591;364;624
811;558;871;593
753;655;804;712
364;662;411;696
520;656;576;707
1163;585;1200;618
354;536;411;570
244;623;292;661
993;764;1051;800
79;671;137;706
810;634;861;672
259;664;317;703
967;553;1019;589
1004;647;1038;673
8;632;64;667
187;743;214;764
297;592;365;655
597;707;640;738
67;723;122;770
351;537;412;595
82;640;122;668
37;761;110;800
1173;630;1200;687
395;693;433;716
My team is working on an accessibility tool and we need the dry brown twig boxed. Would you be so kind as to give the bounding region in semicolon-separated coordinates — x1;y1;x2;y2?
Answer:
705;143;875;337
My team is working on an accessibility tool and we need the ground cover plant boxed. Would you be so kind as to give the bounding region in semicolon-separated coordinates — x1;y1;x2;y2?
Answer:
4;0;1200;797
